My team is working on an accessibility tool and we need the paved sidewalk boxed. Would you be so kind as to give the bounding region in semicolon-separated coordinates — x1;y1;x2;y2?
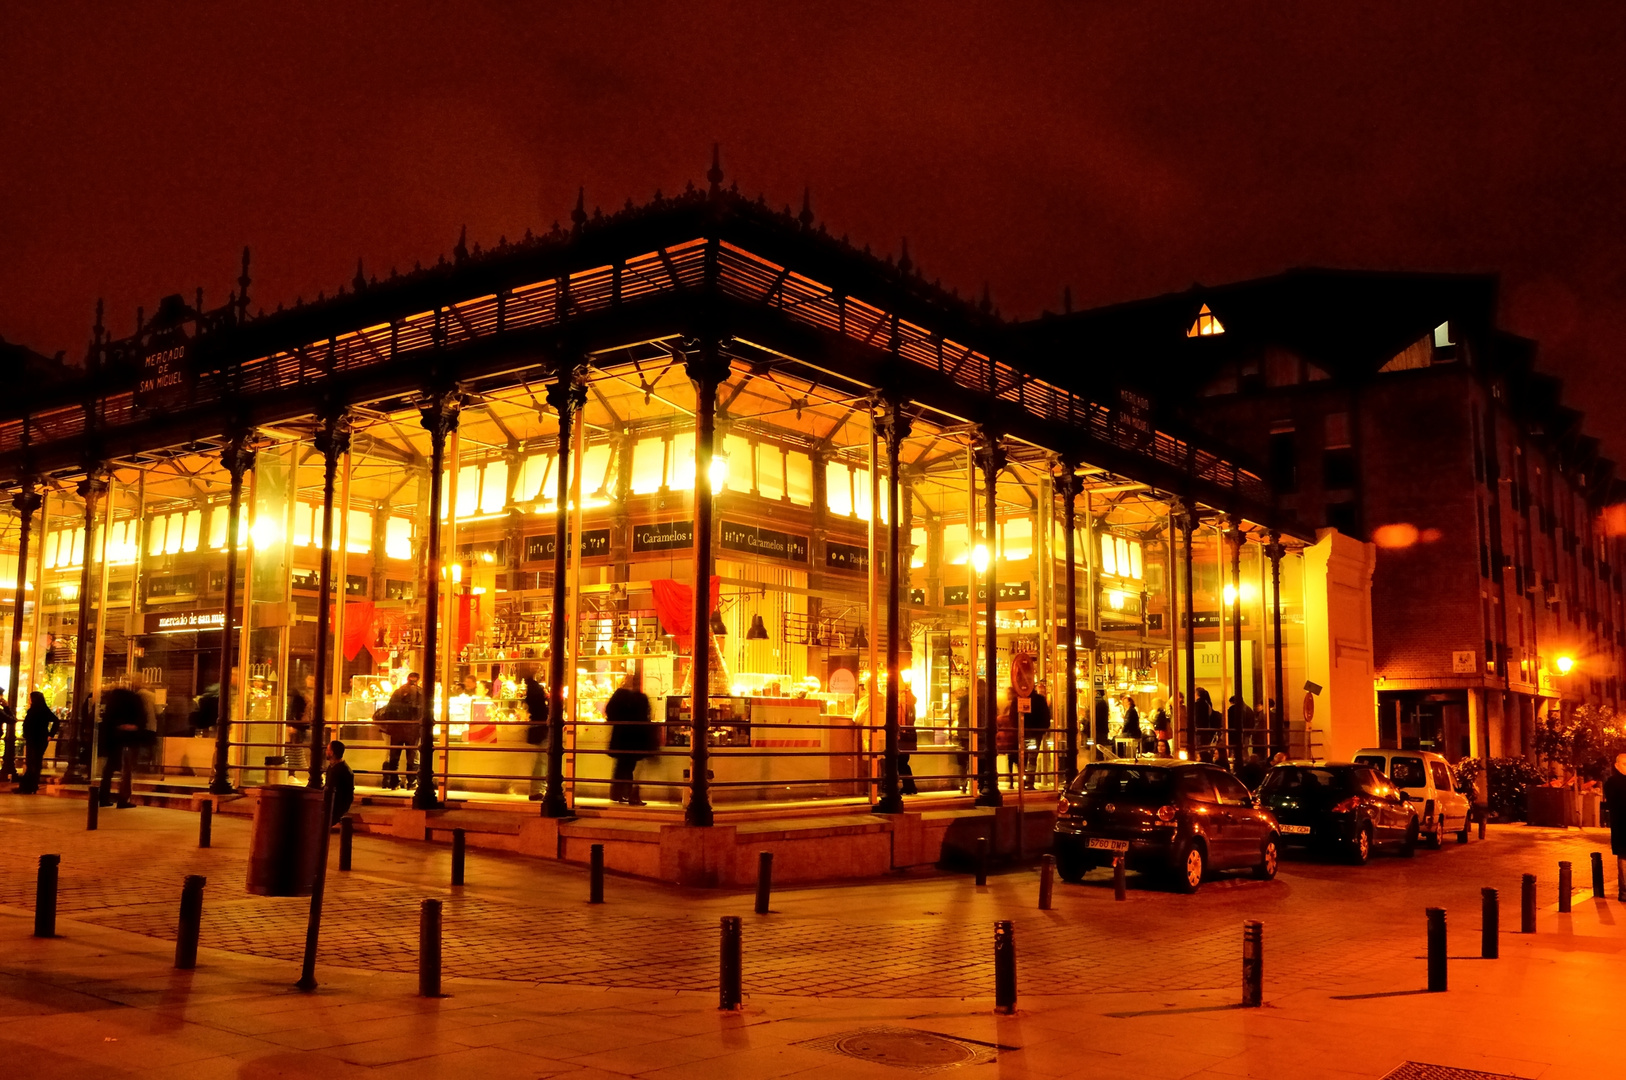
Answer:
2;795;1623;1078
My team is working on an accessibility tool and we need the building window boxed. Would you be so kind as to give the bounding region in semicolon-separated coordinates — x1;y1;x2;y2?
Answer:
1326;500;1359;537
1187;303;1225;338
1323;411;1356;491
1268;424;1297;494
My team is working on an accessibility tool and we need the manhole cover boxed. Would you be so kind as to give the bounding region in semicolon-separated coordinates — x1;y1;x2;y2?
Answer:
796;1027;1005;1071
1382;1064;1533;1080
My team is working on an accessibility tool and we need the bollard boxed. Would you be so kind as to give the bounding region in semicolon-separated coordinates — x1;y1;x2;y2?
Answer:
1619;855;1625;902
1481;887;1499;959
174;875;206;970
1477;804;1486;841
418;898;442;997
338;816;353;872
993;919;1017;1014
1426;907;1447;992
1038;854;1055;911
86;792;99;832
719;916;743;1010
754;851;772;915
1558;861;1572;913
1591;851;1605;900
975;836;989;887
1241;920;1263;1007
589;843;604;905
33;854;60;938
451;828;466;887
1113;856;1127;901
198;800;212;849
1520;874;1536;933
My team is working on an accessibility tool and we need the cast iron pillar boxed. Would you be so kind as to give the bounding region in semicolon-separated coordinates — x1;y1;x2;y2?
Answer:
875;396;911;814
64;468;108;783
685;342;731;827
209;436;256;794
973;431;1005;808
308;412;351;788
1265;531;1287;757
1179;500;1198;755
2;485;42;779
416;392;460;809
1226;515;1245;757
1057;462;1080;786
542;366;586;819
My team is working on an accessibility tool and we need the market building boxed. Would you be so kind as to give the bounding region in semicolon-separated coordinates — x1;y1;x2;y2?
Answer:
0;164;1373;883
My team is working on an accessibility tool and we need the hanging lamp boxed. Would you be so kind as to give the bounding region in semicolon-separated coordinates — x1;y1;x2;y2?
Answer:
853;624;869;649
746;613;770;640
709;609;729;636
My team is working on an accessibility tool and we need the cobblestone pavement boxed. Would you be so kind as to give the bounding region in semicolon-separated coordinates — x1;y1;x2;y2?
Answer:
0;795;1615;1000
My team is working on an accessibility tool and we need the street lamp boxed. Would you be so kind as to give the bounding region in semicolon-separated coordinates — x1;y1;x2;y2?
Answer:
1554;655;1575;675
972;543;990;574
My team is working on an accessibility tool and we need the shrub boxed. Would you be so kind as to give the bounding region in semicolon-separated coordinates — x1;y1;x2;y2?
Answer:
1457;757;1545;821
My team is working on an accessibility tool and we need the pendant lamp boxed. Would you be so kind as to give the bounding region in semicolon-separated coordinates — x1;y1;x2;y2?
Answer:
853;625;869;649
746;613;770;640
709;609;729;636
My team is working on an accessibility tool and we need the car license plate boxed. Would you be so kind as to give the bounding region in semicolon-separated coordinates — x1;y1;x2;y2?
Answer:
1279;824;1311;835
1088;838;1130;852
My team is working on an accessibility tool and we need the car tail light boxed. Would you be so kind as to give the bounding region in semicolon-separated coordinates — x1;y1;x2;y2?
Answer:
1155;804;1179;823
1331;797;1360;814
1057;794;1073;816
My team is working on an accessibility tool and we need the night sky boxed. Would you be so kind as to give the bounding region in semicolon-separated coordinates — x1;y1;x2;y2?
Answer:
4;2;1624;454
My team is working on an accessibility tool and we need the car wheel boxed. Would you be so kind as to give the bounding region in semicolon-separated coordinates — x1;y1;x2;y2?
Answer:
1457;821;1471;845
1350;824;1373;865
1425;826;1443;850
1055;848;1086;884
1174;841;1206;893
1401;819;1419;857
1253;836;1279;880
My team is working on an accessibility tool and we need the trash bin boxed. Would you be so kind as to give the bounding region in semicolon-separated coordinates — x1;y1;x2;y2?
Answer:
246;785;328;896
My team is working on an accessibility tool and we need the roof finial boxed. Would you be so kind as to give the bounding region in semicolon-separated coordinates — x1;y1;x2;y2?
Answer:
707;143;724;195
799;187;814;229
1062;285;1073;314
453;225;469;263
571;187;588;232
354;258;367;292
898;238;912;276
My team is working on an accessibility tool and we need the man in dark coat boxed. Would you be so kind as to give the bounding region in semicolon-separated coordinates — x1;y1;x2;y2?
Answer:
605;671;657;805
19;691;58;793
1092;688;1111;755
1605;752;1626;900
379;672;422;790
519;665;549;800
325;740;355;825
98;684;149;807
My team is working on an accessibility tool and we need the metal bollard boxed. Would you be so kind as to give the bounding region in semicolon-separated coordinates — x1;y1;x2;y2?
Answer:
1477;804;1486;841
719;916;743;1010
1481;887;1499;959
1241;920;1263;1007
338;816;353;871
174;875;206;970
1113;855;1127;901
1521;874;1537;933
33;854;60;938
1558;861;1572;913
1038;854;1055;911
198;801;212;849
975;836;989;887
754;851;772;915
418;898;442;997
86;792;99;832
1426;907;1447;992
1591;852;1605;900
589;843;604;905
451;828;466;887
993;919;1017;1014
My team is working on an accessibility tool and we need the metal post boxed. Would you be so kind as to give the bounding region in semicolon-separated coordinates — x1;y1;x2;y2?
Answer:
993;919;1016;1014
975;835;989;886
451;828;466;887
2;487;41;780
1520;873;1536;933
1426;907;1447;992
1266;533;1286;757
1592;851;1606;899
869;407;881;804
210;438;254;794
416;392;459;810
1038;853;1055;910
1058;466;1078;785
67;470;108;784
877;397;909;814
544;372;582;819
418;898;442;997
1227;518;1244;760
174;875;205;970
755;850;773;914
1242;920;1263;1007
33;854;59;938
686;347;730;828
338;815;353;871
718;915;743;1010
589;842;604;904
309;412;350;788
1558;860;1572;913
198;800;212;848
26;489;48;710
965;445;978;791
295;785;336;991
1481;887;1499;958
975;433;1004;807
1113;855;1127;901
1181;503;1197;755
437;433;459;805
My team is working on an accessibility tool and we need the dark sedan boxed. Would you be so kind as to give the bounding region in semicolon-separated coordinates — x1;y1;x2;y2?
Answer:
1256;762;1420;864
1052;760;1281;893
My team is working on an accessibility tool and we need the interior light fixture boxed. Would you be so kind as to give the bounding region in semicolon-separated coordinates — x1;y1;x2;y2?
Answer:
709;609;728;636
972;543;990;574
708;454;729;494
746;614;770;640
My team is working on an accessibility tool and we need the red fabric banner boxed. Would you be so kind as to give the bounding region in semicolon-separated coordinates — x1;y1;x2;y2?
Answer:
650;577;720;651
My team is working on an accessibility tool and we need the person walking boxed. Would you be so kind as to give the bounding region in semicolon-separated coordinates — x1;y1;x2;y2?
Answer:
325;740;355;825
898;683;920;796
1022;682;1052;788
379;672;423;790
952;679;982;794
1225;694;1253;765
285;675;315;779
98;683;148;807
520;665;549;800
1606;752;1626;900
1092;687;1111;758
18;691;57;793
605;670;656;805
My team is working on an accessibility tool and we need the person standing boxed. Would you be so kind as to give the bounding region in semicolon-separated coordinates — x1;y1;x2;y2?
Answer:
1092;688;1111;757
379;672;423;790
898;683;920;796
1022;681;1052;788
1119;695;1143;758
1605;753;1626;900
520;665;549;800
325;740;355;825
18;691;57;793
953;679;982;794
285;675;315;778
605;670;656;805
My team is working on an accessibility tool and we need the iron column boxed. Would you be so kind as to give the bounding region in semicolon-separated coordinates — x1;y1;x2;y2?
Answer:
3;485;41;780
416;392;460;809
1180;501;1198;755
209;436;255;794
974;432;1005;808
1057;464;1079;786
685;343;731;827
1226;515;1245;757
65;468;108;783
308;412;350;787
875;396;910;814
1265;532;1287;757
543;368;586;819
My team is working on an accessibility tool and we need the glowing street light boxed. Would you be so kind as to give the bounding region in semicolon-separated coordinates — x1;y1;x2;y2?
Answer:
1554;655;1575;675
972;543;990;574
708;454;729;494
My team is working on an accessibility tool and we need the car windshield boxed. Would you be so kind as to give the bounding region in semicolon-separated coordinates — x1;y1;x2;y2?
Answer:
1260;766;1350;795
1073;765;1172;802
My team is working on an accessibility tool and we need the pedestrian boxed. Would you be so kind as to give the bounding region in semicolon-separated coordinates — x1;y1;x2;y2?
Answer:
1093;687;1111;755
1605;752;1626;895
1225;694;1253;765
1120;694;1143;757
1192;686;1215;737
899;683;920;796
285;675;315;778
1022;681;1052;788
378;672;423;790
953;679;983;794
325;740;355;825
189;682;220;733
98;682;148;807
1150;697;1171;756
18;691;57;793
520;665;549;800
605;669;656;805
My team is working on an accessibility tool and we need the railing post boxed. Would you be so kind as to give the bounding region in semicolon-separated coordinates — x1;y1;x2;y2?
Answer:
33;854;60;938
1558;860;1572;913
589;843;604;905
754;851;772;915
451;828;466;887
993;920;1016;1014
1241;920;1263;1007
1113;855;1127;901
1591;851;1606;900
419;898;442;997
174;875;206;970
1426;907;1447;992
198;800;212;848
975;836;988;887
338;815;353;871
1038;854;1055;911
1481;887;1499;958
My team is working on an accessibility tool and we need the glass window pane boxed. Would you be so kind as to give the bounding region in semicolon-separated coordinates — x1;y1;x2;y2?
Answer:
944;521;969;565
580;444;613;499
348;509;371;553
1128;540;1143;579
455;464;480;517
785;451;813;506
1003;516;1032;561
911;526;927;568
756;444;783;500
385;517;413;560
1100;532;1117;576
629;438;664;495
208;506;229;550
480;460;509;513
827;462;853;516
669;432;695;491
723;434;753;492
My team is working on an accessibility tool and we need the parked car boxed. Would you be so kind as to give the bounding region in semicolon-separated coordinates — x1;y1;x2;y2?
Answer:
1353;748;1472;847
1052;760;1280;893
1256;762;1420;863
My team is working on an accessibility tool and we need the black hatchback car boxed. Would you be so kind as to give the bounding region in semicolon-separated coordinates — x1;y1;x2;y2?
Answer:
1256;762;1420;863
1052;760;1281;893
